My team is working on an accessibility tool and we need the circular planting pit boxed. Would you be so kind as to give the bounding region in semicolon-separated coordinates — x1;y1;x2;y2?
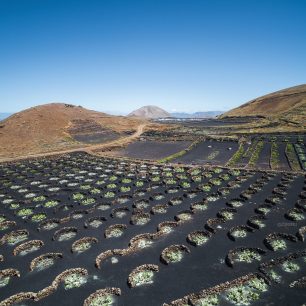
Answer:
265;193;283;205
151;193;165;201
13;240;44;256
83;288;121;306
16;207;35;218
133;199;150;210
103;191;116;199
240;188;257;200
228;226;253;241
226;247;266;267
217;208;236;221
31;213;47;223
227;198;245;208
206;193;220;202
81;197;96;206
209;178;222;186
84;216;106;228
116;195;132;204
157;221;178;234
160;244;190;264
151;204;168;215
128;264;159;288
285;208;305;221
30;253;63;271
224;277;268;306
264;233;297;251
281;261;300;273
105;224;127;238
96;203;112;211
175;210;193;222
184;190;199;199
43;200;59;208
133;189;146;197
227;180;241;188
0;220;16;231
205;217;226;233
39;219;60;231
63;271;87;290
218;187;231;196
111;207;129;219
169;197;183;206
187;231;212;246
190;200;208;212
71;237;98;253
130;234;154;250
53;227;77;242
255;203;274;216
180;181;191;189
0;269;20;288
130;212;151;226
247;215;266;229
1;229;29;246
71;210;88;220
162;175;176;184
273;187;288;196
199;183;212;192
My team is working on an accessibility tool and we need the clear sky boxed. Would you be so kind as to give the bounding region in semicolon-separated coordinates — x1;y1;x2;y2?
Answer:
0;0;305;114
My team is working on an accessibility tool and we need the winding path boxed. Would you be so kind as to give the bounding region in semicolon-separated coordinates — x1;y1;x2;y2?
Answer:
0;123;147;163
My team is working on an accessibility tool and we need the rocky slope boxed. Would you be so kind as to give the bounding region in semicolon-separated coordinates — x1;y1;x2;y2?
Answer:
0;103;147;159
220;84;306;125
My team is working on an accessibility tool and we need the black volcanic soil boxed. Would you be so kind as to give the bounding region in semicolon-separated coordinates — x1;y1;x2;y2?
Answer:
156;118;257;127
113;141;192;160
182;117;256;127
0;153;305;306
174;140;239;165
256;142;271;169
68;119;121;144
277;143;291;171
72;132;119;143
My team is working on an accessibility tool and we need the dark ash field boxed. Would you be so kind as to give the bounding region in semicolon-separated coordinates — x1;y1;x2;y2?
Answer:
0;151;305;306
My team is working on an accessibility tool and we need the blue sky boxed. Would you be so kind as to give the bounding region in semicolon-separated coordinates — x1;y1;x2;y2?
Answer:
0;0;305;114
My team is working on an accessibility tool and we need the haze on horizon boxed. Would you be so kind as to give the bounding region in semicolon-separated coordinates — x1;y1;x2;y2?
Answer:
0;0;305;115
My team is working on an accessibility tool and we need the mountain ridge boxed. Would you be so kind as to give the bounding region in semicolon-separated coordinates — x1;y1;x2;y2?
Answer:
128;105;170;118
220;84;306;122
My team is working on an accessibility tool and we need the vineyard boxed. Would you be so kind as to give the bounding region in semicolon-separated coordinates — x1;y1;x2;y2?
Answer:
0;152;305;305
113;134;306;172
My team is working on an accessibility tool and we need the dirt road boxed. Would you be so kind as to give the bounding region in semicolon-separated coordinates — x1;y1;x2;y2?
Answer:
0;123;147;163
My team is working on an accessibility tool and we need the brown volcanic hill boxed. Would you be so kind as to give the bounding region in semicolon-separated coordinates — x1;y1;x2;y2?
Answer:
220;84;306;124
128;105;170;118
0;103;148;159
